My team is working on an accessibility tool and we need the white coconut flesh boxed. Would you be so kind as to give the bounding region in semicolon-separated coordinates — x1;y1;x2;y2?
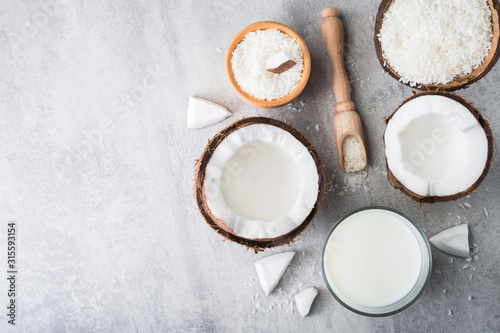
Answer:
204;124;319;239
385;95;488;197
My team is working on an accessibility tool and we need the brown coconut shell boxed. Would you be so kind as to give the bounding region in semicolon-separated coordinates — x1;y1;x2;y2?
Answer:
374;0;500;91
194;117;326;251
384;91;494;204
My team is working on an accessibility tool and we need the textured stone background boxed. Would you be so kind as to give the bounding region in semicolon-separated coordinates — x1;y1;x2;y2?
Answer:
0;0;499;332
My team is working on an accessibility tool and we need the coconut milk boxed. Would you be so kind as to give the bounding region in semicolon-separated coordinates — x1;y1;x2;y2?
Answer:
221;140;301;221
324;209;422;308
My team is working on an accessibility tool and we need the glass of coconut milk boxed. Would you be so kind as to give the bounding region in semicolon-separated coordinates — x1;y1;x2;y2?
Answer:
322;206;431;316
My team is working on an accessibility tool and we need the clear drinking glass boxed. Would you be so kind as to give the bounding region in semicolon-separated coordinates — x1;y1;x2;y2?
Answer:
322;206;432;317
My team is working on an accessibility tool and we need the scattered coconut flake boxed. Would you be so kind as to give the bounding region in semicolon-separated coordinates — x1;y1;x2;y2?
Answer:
254;252;295;296
469;274;473;280
473;255;479;261
280;304;283;311
429;224;470;258
458;203;465;209
484;208;489;217
253;309;257;314
256;302;261;308
339;171;368;195
187;97;232;129
464;202;471;208
462;264;470;270
315;124;319;132
216;47;223;52
300;101;305;106
298;283;304;289
450;258;454;264
448;309;453;316
443;289;447;294
456;215;461;221
485;188;490;192
468;296;473;301
294;287;319;317
435;269;442;275
466;257;472;263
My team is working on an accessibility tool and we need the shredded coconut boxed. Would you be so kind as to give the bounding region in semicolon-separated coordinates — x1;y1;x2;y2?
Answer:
231;29;304;100
378;0;493;85
342;135;364;172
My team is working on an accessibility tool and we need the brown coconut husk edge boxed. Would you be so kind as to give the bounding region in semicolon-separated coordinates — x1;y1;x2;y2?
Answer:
374;0;500;92
194;117;326;252
383;91;494;204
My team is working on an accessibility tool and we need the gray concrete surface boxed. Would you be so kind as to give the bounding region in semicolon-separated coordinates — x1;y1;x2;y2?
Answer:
0;0;499;332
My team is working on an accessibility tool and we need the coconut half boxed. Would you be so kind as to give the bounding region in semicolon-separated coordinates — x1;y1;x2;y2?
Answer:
384;92;493;203
194;117;325;250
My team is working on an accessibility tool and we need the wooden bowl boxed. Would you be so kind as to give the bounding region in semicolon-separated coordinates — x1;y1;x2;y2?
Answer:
225;22;311;109
374;0;500;91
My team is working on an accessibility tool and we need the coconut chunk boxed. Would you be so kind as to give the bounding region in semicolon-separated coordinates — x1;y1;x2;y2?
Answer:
254;252;295;296
429;224;469;258
187;97;231;129
266;51;297;74
294;287;318;317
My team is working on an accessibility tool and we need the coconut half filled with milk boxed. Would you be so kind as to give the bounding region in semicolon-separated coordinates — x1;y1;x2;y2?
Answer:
384;92;493;204
195;117;325;251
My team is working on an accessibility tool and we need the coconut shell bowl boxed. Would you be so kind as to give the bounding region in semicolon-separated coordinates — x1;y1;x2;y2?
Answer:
374;0;500;91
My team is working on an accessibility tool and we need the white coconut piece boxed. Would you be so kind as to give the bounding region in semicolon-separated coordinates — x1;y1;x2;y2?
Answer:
254;252;295;296
429;224;469;258
204;124;319;239
187;97;231;129
266;51;297;74
294;287;318;317
385;95;488;197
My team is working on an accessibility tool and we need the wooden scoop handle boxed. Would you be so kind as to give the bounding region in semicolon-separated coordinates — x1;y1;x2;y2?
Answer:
321;8;355;114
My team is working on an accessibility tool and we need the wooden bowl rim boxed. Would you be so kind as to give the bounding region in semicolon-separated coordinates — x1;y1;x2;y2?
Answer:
374;0;500;91
225;21;311;109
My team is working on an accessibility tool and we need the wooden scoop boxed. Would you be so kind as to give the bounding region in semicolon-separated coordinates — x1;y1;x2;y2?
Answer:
321;8;367;172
